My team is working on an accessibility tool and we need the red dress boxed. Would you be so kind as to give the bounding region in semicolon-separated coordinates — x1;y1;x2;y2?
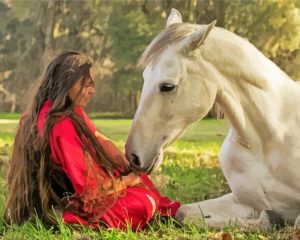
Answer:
37;100;180;230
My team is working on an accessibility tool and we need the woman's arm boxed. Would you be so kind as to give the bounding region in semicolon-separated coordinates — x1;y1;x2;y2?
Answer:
94;131;130;173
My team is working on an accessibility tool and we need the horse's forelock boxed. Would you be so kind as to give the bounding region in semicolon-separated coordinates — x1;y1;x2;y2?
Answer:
138;23;197;69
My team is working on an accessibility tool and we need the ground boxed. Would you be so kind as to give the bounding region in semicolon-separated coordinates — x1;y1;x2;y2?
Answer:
0;114;299;239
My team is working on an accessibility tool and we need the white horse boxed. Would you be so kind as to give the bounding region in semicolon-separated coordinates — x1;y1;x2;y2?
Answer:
125;9;300;229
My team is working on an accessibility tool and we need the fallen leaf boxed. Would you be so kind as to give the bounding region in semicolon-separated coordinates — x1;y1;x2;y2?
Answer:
222;232;233;240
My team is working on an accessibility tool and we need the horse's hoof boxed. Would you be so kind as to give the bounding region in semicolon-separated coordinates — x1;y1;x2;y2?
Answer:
175;207;188;223
259;210;285;230
175;205;209;228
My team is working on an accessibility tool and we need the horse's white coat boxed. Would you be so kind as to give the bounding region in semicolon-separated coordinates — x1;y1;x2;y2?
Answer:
126;9;300;228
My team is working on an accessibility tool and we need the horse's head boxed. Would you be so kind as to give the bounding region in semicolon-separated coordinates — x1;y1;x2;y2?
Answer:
126;9;218;173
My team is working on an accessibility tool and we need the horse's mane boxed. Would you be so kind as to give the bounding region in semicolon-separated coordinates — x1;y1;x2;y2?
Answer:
139;21;293;94
138;23;197;68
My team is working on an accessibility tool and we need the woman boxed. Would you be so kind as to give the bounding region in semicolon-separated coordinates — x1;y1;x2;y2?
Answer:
4;50;180;230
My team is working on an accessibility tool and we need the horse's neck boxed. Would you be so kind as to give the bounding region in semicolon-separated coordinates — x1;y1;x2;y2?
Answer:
204;29;299;148
215;74;275;149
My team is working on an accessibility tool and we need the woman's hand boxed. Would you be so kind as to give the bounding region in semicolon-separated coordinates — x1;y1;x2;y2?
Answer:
106;173;142;194
122;172;142;187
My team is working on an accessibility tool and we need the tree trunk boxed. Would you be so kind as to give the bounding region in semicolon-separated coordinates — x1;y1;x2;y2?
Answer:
43;0;57;67
0;84;16;112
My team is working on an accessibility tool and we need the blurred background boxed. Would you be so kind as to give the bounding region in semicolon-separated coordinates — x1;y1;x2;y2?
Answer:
0;0;299;116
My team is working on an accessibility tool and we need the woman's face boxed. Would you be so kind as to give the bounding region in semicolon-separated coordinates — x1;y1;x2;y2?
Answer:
68;68;96;108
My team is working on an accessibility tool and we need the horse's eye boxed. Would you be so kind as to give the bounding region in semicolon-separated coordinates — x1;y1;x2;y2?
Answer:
160;84;177;93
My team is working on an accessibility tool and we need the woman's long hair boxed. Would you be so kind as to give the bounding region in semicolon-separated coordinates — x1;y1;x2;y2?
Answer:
4;50;128;225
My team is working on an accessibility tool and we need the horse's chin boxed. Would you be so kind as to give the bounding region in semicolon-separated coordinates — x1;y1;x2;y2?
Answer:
129;150;164;174
147;150;164;174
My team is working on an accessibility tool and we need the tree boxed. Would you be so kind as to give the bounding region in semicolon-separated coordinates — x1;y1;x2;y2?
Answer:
225;0;300;80
107;0;159;115
0;0;299;113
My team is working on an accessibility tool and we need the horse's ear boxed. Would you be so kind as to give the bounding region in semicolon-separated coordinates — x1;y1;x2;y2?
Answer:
166;8;182;28
180;20;217;52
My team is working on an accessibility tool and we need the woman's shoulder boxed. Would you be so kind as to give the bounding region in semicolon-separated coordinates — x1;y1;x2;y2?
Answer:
52;116;78;138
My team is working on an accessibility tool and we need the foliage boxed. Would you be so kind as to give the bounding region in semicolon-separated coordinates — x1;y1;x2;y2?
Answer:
0;0;299;112
226;0;300;80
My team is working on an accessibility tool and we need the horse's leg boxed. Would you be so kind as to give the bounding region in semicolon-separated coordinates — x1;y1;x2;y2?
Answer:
175;193;284;229
258;210;285;229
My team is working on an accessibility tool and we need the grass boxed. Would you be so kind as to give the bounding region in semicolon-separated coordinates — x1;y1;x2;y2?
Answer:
0;115;299;239
0;113;20;120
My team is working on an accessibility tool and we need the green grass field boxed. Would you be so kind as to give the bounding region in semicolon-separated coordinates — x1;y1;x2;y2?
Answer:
0;115;298;239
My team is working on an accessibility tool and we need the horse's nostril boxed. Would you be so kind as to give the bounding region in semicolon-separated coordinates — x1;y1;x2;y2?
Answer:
131;153;141;168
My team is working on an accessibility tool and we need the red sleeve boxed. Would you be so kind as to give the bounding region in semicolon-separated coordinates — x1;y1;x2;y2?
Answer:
95;131;130;175
75;106;130;174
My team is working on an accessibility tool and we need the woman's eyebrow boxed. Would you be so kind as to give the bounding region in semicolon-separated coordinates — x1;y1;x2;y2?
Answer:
85;77;94;86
